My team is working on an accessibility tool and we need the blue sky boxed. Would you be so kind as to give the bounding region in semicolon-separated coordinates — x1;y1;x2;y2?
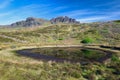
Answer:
0;0;120;24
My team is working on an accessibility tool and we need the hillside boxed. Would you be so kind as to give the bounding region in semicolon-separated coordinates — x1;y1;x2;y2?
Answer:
0;19;120;80
0;21;120;48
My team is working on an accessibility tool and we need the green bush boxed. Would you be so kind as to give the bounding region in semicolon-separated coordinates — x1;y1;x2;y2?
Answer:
58;38;64;40
71;71;81;78
81;37;94;44
111;55;119;62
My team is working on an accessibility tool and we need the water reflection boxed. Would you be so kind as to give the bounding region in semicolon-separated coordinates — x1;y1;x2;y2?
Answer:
16;47;112;64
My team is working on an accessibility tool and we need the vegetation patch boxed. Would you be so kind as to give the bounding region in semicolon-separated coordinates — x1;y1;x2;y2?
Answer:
81;37;95;44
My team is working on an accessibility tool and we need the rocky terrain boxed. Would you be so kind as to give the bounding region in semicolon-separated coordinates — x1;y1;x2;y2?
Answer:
10;17;50;27
50;16;80;24
0;16;80;27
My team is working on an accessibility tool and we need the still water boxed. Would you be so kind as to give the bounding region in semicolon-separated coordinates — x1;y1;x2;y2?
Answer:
16;47;112;64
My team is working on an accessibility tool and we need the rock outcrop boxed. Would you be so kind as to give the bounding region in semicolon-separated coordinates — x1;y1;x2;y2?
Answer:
0;16;80;27
10;17;50;27
50;16;80;24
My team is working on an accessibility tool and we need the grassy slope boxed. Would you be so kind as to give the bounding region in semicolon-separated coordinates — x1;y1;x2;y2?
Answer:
0;46;120;80
0;22;120;80
0;22;120;49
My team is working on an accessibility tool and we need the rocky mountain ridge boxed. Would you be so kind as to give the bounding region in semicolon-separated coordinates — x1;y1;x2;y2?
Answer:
10;17;50;27
50;16;80;24
0;16;80;27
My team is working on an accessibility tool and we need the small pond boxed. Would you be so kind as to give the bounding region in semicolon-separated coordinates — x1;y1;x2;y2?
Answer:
16;47;113;64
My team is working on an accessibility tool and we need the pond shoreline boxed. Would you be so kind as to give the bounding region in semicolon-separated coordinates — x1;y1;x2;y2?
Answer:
14;45;120;63
15;46;115;64
1;44;120;55
13;44;120;54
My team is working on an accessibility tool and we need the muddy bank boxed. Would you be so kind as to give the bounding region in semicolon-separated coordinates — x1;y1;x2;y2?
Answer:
100;45;120;51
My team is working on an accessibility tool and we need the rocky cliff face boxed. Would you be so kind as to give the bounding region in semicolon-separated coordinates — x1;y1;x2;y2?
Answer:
50;16;80;24
10;17;50;27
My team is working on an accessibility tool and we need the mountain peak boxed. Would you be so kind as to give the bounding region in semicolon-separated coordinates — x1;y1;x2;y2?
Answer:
50;16;80;24
26;17;37;21
0;16;80;27
10;17;49;27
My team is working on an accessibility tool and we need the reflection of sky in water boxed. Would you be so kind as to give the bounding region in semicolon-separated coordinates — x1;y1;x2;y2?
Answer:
16;47;112;63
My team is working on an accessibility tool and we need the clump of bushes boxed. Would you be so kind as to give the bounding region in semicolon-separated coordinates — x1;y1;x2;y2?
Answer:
81;37;94;44
58;38;64;40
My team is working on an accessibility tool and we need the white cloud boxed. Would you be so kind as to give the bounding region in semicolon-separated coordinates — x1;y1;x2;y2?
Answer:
83;17;106;21
53;6;68;11
77;16;109;22
0;0;14;9
58;10;97;17
77;10;120;22
94;0;119;7
0;12;12;17
0;1;120;24
0;4;69;24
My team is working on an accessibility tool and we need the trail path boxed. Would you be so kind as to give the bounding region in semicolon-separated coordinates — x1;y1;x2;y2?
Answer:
0;34;27;43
